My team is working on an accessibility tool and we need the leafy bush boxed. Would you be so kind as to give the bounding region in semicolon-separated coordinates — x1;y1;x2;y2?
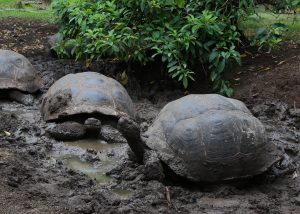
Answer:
251;23;288;52
52;0;257;96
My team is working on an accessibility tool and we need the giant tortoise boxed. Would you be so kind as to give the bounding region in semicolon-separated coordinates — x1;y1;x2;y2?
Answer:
118;94;291;182
0;49;43;105
41;71;134;142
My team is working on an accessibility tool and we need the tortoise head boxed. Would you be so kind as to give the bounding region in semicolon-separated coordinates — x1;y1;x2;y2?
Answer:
117;117;140;138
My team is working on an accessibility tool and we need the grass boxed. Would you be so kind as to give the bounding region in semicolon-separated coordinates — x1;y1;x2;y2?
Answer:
240;12;300;41
0;0;53;22
0;0;15;8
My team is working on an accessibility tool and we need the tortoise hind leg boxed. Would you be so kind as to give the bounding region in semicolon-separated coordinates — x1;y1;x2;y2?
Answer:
9;91;34;106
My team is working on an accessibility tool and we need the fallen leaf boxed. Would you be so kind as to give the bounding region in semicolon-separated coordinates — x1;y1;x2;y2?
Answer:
277;61;286;66
292;171;298;179
259;66;271;72
120;71;128;86
4;131;11;137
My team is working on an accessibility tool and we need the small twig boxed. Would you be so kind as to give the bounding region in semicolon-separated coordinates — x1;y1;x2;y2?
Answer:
165;186;171;208
294;100;296;110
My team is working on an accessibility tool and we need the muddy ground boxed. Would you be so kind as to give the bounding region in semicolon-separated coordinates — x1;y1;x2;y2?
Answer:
0;19;299;213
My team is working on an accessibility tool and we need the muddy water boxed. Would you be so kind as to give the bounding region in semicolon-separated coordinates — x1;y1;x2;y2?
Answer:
65;157;113;184
50;139;127;185
64;139;121;152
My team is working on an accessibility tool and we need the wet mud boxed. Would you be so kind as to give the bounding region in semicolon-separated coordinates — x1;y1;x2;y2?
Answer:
0;20;300;213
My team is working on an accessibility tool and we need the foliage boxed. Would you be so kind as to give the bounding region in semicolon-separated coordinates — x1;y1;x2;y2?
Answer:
251;23;288;52
54;0;299;96
52;0;255;96
52;0;297;96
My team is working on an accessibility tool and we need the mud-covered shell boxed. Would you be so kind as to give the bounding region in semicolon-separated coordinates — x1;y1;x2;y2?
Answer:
0;49;43;92
142;94;282;182
41;72;135;121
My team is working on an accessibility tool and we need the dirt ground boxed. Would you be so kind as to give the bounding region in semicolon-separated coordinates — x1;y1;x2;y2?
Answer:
0;19;299;214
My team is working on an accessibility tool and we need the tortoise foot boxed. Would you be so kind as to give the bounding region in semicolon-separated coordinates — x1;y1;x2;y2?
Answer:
84;118;101;132
142;150;165;181
47;122;86;141
100;125;127;144
9;91;34;106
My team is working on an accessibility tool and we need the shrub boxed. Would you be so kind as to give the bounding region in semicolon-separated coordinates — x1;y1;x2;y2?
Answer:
251;23;288;52
52;0;258;96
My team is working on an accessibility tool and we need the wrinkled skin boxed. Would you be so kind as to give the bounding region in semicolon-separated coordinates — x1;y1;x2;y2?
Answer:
46;121;87;141
8;90;34;106
48;117;128;143
0;90;34;106
118;117;147;163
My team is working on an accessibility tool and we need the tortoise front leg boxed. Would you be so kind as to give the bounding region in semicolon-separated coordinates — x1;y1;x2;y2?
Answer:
9;90;34;106
47;122;86;141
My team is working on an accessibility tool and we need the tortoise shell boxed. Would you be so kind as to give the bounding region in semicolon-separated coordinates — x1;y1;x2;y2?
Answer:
0;49;43;93
41;72;134;121
142;94;281;182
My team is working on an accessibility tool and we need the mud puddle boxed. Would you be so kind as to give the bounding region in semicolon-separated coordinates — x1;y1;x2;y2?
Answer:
63;157;113;184
50;139;127;184
48;138;135;200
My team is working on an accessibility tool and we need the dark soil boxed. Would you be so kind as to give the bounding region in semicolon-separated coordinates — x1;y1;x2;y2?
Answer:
0;19;299;213
233;44;300;108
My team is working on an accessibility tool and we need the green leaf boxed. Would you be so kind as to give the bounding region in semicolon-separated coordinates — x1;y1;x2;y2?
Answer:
152;31;160;39
209;51;218;63
168;66;178;73
217;58;226;73
182;76;188;88
167;60;177;68
256;27;267;37
271;23;287;29
112;45;120;52
210;71;218;81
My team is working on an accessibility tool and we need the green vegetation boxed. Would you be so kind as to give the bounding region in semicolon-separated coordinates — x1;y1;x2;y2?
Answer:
52;0;300;96
0;1;298;95
241;12;300;41
53;0;255;96
0;0;53;22
0;0;16;7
